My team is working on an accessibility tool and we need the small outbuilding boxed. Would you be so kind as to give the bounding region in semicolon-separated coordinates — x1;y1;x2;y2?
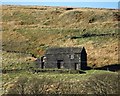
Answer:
38;47;87;70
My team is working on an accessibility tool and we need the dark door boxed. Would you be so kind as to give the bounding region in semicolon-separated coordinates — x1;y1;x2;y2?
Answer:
41;62;44;69
57;60;63;69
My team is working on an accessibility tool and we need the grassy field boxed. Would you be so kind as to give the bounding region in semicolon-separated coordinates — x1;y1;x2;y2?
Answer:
2;5;119;67
2;51;36;71
2;69;119;94
1;5;120;95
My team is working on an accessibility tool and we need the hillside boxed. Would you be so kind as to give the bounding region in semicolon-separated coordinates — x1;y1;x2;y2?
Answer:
2;5;119;67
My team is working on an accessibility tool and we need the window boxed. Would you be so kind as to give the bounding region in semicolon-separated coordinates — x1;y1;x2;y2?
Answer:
75;63;79;70
43;56;46;62
70;54;74;59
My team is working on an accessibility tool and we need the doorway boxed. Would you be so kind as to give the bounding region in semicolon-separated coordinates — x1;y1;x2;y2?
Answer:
41;62;44;69
57;60;64;69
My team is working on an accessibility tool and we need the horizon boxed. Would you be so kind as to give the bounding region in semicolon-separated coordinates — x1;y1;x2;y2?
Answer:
1;2;120;9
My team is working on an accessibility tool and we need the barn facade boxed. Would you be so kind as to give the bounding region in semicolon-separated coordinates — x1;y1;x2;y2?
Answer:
38;47;87;70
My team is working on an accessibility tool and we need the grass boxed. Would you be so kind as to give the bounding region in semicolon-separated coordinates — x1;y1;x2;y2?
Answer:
2;69;116;85
2;5;119;68
1;5;119;94
0;78;2;95
2;69;118;94
2;51;36;71
2;68;116;85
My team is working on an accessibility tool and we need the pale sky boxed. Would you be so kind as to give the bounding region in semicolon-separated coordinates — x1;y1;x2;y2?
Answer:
1;0;120;9
1;0;119;2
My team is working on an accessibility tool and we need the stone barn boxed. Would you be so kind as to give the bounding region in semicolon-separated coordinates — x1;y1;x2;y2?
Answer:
38;47;87;70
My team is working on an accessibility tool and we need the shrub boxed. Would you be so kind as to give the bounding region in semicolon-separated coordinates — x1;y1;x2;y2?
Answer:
4;76;28;95
84;73;119;94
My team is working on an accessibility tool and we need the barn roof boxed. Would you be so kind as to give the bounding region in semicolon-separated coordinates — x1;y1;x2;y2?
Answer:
45;47;84;54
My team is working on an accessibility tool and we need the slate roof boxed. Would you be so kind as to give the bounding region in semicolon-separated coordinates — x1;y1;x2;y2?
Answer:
45;47;84;54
